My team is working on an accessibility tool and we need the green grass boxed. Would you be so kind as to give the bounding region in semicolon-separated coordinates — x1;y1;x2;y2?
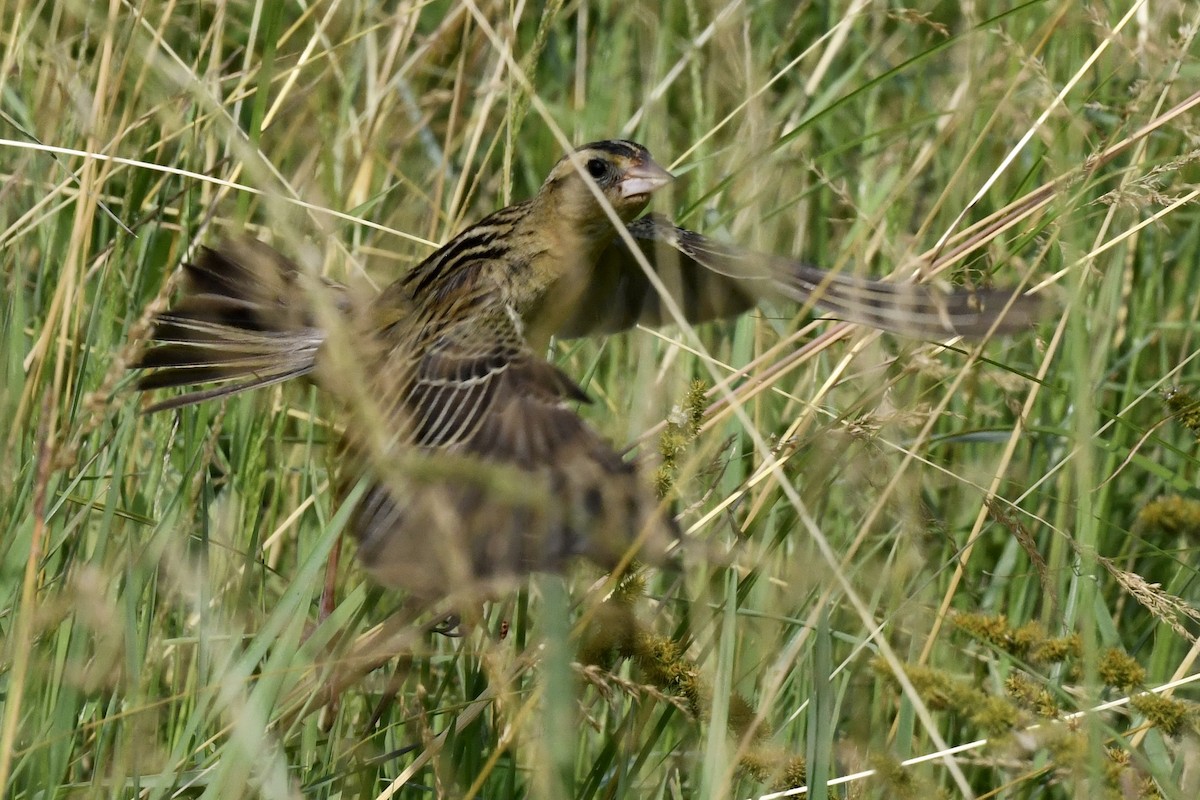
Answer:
4;1;1200;797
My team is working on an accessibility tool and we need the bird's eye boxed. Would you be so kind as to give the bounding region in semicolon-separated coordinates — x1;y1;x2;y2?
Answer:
585;158;609;180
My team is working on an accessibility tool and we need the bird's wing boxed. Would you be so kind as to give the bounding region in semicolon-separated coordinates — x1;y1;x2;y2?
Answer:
348;307;673;596
554;213;1044;339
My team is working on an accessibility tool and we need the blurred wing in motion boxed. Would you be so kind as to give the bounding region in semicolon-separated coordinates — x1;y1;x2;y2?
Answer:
348;306;674;597
555;213;1045;339
133;239;335;411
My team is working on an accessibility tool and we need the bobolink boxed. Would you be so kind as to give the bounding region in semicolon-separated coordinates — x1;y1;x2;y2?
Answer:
135;140;1042;596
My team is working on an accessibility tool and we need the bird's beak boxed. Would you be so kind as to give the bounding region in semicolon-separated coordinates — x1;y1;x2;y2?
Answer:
618;159;674;200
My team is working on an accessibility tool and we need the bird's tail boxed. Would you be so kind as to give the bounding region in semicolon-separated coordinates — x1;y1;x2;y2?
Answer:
134;239;335;412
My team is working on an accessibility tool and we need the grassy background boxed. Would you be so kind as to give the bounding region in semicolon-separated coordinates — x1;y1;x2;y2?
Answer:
4;0;1200;797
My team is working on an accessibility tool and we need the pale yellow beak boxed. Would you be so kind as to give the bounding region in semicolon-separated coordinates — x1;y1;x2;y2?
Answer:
617;159;674;200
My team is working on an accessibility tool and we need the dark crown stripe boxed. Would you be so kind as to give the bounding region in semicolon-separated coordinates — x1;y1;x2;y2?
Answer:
579;139;646;159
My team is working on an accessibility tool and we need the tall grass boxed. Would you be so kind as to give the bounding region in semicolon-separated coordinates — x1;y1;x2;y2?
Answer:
3;1;1199;797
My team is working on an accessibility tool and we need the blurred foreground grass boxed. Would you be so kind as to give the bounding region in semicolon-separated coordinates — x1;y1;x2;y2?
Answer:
3;1;1200;797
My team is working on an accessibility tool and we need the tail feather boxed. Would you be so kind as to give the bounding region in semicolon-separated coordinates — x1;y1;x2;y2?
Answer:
134;239;334;411
136;347;317;386
139;366;318;413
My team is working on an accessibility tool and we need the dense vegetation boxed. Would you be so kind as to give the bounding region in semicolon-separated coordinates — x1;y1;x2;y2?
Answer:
3;2;1199;797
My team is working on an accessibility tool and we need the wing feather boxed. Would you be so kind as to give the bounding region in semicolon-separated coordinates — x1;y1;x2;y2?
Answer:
555;213;1044;339
348;307;672;597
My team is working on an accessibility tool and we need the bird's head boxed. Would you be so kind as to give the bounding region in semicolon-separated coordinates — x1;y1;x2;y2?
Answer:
539;140;673;228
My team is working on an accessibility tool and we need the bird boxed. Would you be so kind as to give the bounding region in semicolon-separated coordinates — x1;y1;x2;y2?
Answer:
133;139;1043;598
